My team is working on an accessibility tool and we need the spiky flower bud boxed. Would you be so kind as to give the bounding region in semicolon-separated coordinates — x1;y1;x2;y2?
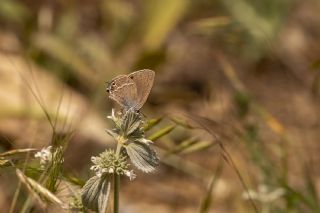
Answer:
90;149;132;178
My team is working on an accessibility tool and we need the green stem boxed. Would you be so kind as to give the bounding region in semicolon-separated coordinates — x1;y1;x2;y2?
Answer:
9;176;21;213
114;142;122;213
113;174;120;213
115;142;122;156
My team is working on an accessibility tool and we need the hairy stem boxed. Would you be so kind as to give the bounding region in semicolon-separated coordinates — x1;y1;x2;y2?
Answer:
113;174;120;213
114;142;122;213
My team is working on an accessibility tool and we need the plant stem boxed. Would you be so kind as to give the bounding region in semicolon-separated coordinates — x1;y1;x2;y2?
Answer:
115;142;122;156
114;142;122;213
9;179;21;213
113;173;120;213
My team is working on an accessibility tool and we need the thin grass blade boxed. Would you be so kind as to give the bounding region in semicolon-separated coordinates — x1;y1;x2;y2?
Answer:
143;117;163;132
148;125;176;141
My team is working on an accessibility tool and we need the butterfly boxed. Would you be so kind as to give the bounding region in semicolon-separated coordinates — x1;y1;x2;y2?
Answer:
106;69;155;111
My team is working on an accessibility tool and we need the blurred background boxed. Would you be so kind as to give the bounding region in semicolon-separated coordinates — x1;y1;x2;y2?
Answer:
0;0;320;212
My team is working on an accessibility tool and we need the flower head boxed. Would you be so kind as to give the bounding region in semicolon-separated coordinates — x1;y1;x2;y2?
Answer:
90;149;130;177
34;146;52;169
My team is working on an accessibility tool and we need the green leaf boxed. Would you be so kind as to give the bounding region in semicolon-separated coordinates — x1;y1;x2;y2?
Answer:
81;176;101;211
126;142;159;173
148;125;176;141
98;178;111;213
121;110;142;135
81;175;111;212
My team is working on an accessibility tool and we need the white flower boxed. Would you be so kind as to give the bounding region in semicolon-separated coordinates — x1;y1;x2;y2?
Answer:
138;138;153;144
107;108;116;120
96;171;103;178
90;165;97;170
242;184;285;203
34;146;52;168
125;170;136;181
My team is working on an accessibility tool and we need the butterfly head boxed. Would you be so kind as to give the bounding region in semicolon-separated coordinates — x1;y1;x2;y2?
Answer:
106;81;116;93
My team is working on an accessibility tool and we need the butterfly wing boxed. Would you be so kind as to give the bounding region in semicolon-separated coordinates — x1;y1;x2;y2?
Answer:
107;75;138;110
128;69;155;110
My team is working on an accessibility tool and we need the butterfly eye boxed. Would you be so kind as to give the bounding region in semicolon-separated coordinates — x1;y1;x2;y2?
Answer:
130;76;134;79
106;89;110;93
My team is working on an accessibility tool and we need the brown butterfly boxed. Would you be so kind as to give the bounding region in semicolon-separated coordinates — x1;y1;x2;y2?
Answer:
106;69;155;111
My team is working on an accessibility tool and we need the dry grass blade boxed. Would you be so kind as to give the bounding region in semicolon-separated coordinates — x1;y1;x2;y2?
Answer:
185;113;259;213
0;148;37;158
0;158;11;168
16;169;65;209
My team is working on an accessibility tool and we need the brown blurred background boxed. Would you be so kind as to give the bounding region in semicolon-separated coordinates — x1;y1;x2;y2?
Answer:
0;0;320;212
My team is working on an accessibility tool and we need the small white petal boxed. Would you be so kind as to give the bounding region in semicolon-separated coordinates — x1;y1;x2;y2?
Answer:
125;170;136;181
138;138;153;144
96;170;103;177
